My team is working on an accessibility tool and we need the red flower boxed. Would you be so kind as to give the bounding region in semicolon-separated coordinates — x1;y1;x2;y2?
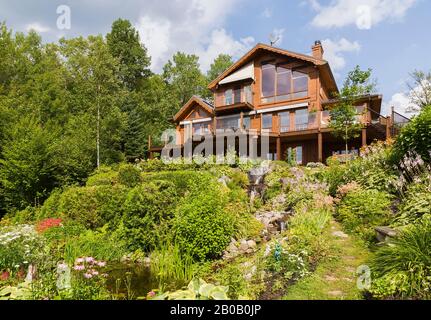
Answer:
36;218;63;233
1;271;10;281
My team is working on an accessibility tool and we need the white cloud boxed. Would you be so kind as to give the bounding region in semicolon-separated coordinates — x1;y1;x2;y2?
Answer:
384;92;412;116
310;0;417;29
136;16;171;71
262;8;272;18
25;22;51;33
322;38;361;72
384;81;429;116
198;29;254;72
134;0;254;72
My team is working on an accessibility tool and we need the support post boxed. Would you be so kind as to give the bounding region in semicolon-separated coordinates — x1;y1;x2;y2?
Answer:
240;112;244;131
318;132;323;163
386;117;391;140
213;117;217;135
362;128;367;147
276;137;281;161
148;135;153;160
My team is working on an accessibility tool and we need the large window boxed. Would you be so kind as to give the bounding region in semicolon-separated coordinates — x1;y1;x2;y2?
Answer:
193;122;210;135
295;109;309;130
276;66;292;100
262;114;273;130
234;86;242;104
262;63;276;98
244;85;252;103
261;63;308;103
279;111;290;133
217;115;240;132
225;89;233;105
292;71;308;99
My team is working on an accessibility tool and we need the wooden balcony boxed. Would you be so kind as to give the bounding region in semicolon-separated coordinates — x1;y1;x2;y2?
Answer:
215;102;254;115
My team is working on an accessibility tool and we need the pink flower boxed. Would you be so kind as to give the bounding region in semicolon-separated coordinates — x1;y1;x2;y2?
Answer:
73;265;85;271
97;261;106;267
75;258;84;264
83;273;93;279
90;270;99;276
85;257;95;263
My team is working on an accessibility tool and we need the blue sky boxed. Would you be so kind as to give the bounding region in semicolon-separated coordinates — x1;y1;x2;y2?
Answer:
0;0;429;115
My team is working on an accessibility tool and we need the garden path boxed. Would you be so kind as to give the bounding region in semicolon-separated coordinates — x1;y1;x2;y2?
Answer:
283;220;371;300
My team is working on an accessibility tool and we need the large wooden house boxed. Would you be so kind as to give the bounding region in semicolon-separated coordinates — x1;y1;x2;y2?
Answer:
149;41;407;164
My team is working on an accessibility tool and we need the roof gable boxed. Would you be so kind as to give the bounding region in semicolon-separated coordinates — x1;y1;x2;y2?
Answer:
208;43;338;94
173;96;214;122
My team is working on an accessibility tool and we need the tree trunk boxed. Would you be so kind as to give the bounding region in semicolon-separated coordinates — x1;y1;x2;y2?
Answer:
96;85;100;169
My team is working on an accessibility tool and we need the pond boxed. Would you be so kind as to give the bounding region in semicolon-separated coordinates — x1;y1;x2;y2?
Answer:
105;263;185;299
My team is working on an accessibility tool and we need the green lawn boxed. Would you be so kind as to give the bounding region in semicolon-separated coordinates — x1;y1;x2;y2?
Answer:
283;220;371;300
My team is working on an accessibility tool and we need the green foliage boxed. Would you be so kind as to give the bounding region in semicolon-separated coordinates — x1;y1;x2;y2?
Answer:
120;181;178;252
329;65;376;152
174;191;235;261
162;52;207;110
0;224;48;272
0;281;32;300
155;278;229;300
369;220;431;299
86;166;118;187
106;18;151;89
150;244;195;286
117;163;142;187
0;117;59;211
392;106;431;163
206;54;233;93
393;176;431;226
323;141;396;195
336;188;392;243
40;185;128;229
62;228;127;264
266;242;310;283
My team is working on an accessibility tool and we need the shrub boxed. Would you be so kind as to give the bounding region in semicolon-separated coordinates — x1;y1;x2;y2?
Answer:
369;219;431;299
336;188;392;242
393;177;431;226
392;106;431;164
287;206;332;262
40;185;128;229
266;242;310;282
322;160;347;196
174;191;235;261
120;181;179;252
117;163;142;187
141;171;216;197
86;166;118;187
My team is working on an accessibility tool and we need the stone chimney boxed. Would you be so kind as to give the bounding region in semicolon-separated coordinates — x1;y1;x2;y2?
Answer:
312;40;324;59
